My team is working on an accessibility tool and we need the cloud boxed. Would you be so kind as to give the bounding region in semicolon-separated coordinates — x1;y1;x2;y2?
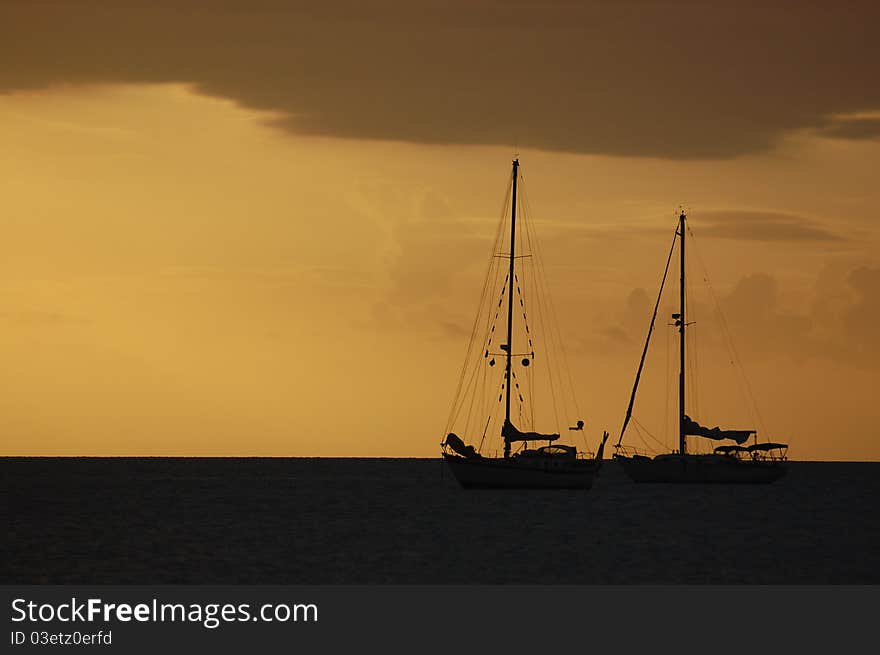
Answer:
2;1;879;159
720;274;814;356
818;115;880;140
365;180;493;336
721;267;880;367
597;260;880;370
695;210;844;243
843;266;880;352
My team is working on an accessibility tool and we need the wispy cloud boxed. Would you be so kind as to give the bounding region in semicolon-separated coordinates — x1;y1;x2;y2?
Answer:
817;112;880;140
695;210;844;243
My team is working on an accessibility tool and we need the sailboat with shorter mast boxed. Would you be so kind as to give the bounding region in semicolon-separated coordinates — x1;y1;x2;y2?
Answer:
441;158;608;489
613;211;788;483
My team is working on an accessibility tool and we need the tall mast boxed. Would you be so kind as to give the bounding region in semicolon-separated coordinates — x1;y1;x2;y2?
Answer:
503;158;519;458
678;211;687;455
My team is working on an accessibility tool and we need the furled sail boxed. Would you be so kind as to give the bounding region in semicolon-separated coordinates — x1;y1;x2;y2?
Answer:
444;433;482;458
683;415;754;444
502;420;559;443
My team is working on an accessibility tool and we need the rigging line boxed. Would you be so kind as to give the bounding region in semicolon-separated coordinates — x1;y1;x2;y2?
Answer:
540;255;581;424
617;224;678;447
684;256;693;416
631;416;669;449
517;287;535;351
477;377;506;452
664;308;672;446
520;195;541;427
517;254;538;427
543;260;579;421
686;324;693;419
445;176;513;433
515;177;535;423
473;342;486;438
517;182;527;320
477;413;492;453
520;184;564;431
514;281;535;423
482;183;515;345
687;225;769;437
524;186;579;425
520;185;552;426
692;324;700;420
480;272;509;375
453;348;486;432
702;275;766;441
669;247;681;448
630;421;657;455
526;354;535;428
527;206;562;432
512;368;524;425
685;291;698;433
491;272;510;331
484;257;510;350
463;361;482;438
450;272;507;431
686;250;700;421
685;316;695;418
476;326;497;437
454;295;507;436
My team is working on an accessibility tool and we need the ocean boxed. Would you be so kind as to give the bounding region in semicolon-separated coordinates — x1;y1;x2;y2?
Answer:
3;458;878;584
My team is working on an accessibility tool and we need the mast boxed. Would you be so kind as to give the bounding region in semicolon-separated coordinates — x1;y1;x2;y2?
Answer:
678;211;686;455
503;158;519;458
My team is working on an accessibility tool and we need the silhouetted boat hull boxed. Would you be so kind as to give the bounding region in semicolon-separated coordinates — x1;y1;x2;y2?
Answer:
443;453;599;489
614;453;786;484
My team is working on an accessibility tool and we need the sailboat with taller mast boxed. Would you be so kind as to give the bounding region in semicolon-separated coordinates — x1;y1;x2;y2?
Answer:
441;158;608;489
613;211;788;483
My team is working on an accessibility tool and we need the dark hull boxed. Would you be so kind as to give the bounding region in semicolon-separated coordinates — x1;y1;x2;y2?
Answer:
443;453;599;489
615;454;786;484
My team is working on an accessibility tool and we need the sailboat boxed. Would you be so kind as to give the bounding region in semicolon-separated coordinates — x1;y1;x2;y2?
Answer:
441;158;608;489
613;211;788;483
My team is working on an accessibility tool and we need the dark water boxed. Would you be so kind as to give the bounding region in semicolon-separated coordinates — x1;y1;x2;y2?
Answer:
3;458;878;584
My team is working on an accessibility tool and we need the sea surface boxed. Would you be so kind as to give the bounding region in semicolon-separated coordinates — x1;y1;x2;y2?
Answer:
3;458;878;584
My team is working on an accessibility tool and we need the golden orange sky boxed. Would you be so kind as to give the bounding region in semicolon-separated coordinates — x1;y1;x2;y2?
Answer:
1;1;878;459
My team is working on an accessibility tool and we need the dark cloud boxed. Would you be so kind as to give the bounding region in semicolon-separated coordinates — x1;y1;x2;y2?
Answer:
819;117;880;141
696;210;844;242
2;1;878;159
